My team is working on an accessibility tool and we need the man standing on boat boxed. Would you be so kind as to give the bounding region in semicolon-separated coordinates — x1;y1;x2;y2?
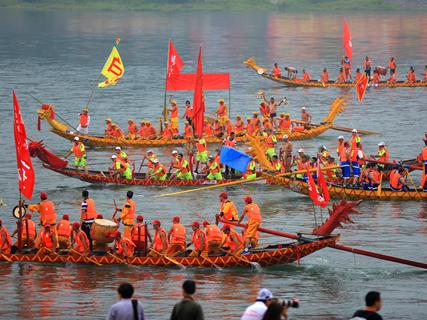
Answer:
238;196;261;254
419;140;427;190
0;220;12;255
216;99;228;126
148;220;169;257
272;63;281;78
167;216;186;257
28;192;58;239
169;100;179;135
80;190;97;251
117;191;136;239
76;107;90;135
301;107;312;129
218;192;238;227
261;93;285;130
65;137;88;174
279;134;293;172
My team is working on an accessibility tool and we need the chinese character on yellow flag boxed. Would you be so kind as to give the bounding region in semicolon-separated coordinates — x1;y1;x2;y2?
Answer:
98;46;125;88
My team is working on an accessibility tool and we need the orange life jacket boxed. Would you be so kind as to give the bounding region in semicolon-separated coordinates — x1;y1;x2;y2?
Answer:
364;60;371;69
221;200;238;221
227;229;243;252
390;170;402;190
265;134;276;148
40;230;54;249
217;104;227;117
273;67;281;78
169;223;186;245
204;123;213;136
21;219;36;239
339;148;348;162
422;146;427;160
57;220;72;237
205;224;222;242
185;107;193;119
373;73;381;83
245;203;262;222
128;123;138;134
184;126;193;138
389;60;396;70
40;200;57;226
278;117;291;130
0;227;12;250
162;127;173;139
122;199;136;225
408;70;416;83
170;106;178;118
81;198;97;220
80;114;89;126
350;146;359;162
259;104;269;117
303;72;311;81
336;142;344;155
117;237;135;257
176;159;190;174
153;227;168;251
235;120;245;133
213;123;222;135
378;147;389;162
196;139;207;153
321;71;329;83
131;223;146;243
192;229;207;250
224;137;236;148
73;142;85;157
74;230;90;253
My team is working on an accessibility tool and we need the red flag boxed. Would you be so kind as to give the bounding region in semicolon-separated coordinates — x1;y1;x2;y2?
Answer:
193;47;205;137
307;169;327;208
166;73;230;91
343;19;352;62
317;161;330;205
355;74;369;102
167;39;184;79
13;91;35;199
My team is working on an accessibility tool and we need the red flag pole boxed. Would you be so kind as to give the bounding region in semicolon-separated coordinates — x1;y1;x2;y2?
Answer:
163;39;171;124
228;88;231;119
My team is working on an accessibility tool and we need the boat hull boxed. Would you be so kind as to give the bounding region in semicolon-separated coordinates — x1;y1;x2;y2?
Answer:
0;237;336;268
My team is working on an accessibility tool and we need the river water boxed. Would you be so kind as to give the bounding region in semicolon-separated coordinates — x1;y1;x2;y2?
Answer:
0;10;426;319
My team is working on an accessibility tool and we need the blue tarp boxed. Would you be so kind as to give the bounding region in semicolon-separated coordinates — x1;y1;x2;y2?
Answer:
220;146;252;173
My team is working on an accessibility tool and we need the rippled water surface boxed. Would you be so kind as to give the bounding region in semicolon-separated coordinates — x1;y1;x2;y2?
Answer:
0;10;427;320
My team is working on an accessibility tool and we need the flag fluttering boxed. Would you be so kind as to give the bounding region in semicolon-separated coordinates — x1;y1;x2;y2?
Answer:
13;91;35;199
98;42;125;88
307;168;328;208
192;47;205;137
220;147;252;173
317;161;330;205
167;39;184;80
343;19;352;62
355;74;369;102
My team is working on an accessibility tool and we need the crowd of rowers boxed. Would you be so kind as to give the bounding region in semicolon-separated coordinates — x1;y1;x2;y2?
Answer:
75;92;310;140
271;56;427;84
0;191;263;260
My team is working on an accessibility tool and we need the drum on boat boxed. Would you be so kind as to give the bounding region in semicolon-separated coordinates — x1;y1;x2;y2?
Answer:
91;219;118;244
375;66;387;75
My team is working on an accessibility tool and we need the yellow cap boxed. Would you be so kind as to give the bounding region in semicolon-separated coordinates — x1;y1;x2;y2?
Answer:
105;118;112;122
171;100;177;105
218;98;225;103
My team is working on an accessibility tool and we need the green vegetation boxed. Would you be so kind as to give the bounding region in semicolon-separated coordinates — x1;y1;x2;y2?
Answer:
0;0;425;12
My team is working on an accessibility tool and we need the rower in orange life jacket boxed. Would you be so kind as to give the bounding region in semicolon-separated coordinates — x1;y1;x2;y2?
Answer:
375;142;389;168
113;231;135;258
355;68;363;83
239;196;262;253
0;219;12;255
251;113;261;134
246;117;254;136
424;65;427;82
118;191;136;239
320;68;329;83
350;129;362;150
80;189;97;251
372;70;381;84
56;214;72;249
259;102;270;118
126;119;139;140
218;192;239;227
335;68;346;84
213;119;223;137
162;122;173;140
217;99;228;125
148;220;169;257
271;155;283;174
166;216;186;257
139;121;147;138
389;57;397;76
204;120;214;137
221;225;244;255
272;63;281;78
224;120;234;135
263;119;273;131
110;123;124;138
145;122;157;139
277;113;291;132
169;100;179;135
105;118;114;137
360;163;381;190
407;66;416;83
343;56;352;81
302;69;311;82
419;140;427;190
77;108;90;135
65;136;88;174
364;56;372;77
203;220;222;255
35;224;58;253
28;192;57;238
390;167;409;191
131;215;149;256
234;116;245;135
184;122;194;140
189;221;208;257
71;222;90;256
12;213;37;248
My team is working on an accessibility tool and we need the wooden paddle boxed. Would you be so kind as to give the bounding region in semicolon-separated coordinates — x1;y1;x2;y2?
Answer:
157;165;340;197
70;249;102;266
149;248;186;269
405;169;420;196
377;173;383;196
291;120;380;135
198;253;223;270
107;252;128;264
0;253;12;262
219;248;260;269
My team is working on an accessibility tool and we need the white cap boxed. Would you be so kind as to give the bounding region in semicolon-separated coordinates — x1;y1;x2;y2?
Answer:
111;155;117;159
172;150;178;154
256;288;273;301
298;148;305;153
322;145;327;150
283;134;289;139
352;129;358;133
378;142;385;147
147;149;153;154
115;146;121;151
338;136;344;140
74;137;80;141
152;158;159;164
301;107;306;110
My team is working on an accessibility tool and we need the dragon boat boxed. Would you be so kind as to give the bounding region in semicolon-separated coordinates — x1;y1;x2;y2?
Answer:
244;58;427;88
0;235;337;268
36;98;346;148
266;174;427;201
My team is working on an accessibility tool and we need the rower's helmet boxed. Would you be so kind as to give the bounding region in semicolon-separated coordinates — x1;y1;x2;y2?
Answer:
152;220;161;226
136;215;144;221
74;137;80;141
219;192;228;199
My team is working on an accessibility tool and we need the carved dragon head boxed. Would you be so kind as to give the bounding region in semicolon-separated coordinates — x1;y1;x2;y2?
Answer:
243;57;269;74
321;97;347;124
37;104;55;120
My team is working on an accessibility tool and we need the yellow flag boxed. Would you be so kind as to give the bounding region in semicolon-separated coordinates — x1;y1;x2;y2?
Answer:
98;46;125;88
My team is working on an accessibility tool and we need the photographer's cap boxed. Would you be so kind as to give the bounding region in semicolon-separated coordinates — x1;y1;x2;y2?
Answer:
256;288;273;301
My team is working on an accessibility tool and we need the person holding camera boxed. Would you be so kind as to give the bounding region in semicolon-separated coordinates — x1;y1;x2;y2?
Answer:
351;291;383;320
241;288;273;320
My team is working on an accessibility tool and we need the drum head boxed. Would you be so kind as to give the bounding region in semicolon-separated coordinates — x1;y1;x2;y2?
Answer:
257;68;265;75
94;218;117;227
12;205;27;219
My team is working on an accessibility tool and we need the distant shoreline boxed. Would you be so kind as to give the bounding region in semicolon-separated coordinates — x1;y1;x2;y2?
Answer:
1;0;426;13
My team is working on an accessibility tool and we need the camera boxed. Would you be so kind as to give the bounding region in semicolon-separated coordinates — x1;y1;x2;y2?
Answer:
279;299;299;308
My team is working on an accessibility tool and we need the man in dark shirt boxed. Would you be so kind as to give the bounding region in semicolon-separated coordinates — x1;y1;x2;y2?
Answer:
351;291;383;320
170;280;204;320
